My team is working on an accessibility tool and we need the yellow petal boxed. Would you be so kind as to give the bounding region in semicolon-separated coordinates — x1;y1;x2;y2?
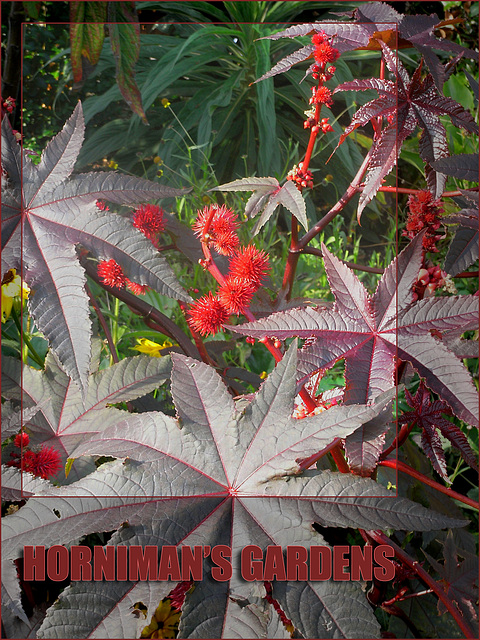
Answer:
1;294;13;323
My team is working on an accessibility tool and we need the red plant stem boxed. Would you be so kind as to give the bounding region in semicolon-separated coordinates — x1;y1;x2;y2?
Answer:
303;246;384;273
377;185;473;198
330;444;350;473
380;421;416;460
297;145;375;251
282;75;323;296
453;271;479;278
378;459;479;510
85;283;119;363
368;530;475;639
302;76;323;173
298;437;350;473
298;437;342;471
282;216;300;293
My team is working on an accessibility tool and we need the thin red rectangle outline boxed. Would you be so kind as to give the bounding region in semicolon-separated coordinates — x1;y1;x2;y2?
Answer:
16;18;401;501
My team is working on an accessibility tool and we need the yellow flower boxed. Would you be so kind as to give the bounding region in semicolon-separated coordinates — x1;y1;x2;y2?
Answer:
140;600;181;639
131;338;174;357
1;269;30;323
260;371;268;380
153;156;163;165
108;159;118;169
161;98;171;108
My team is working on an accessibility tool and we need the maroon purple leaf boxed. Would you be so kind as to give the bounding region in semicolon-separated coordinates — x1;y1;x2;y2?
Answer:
1;104;191;392
400;383;478;482
1;350;173;484
431;154;479;182
233;234;479;438
423;531;479;637
333;42;478;217
3;345;466;638
212;177;308;234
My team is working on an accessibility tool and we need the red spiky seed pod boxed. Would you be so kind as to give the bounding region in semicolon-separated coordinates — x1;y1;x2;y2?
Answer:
217;277;256;315
97;259;126;289
193;205;240;256
126;279;149;295
14;432;29;448
30;445;62;479
228;245;270;289
133;204;165;248
187;292;229;336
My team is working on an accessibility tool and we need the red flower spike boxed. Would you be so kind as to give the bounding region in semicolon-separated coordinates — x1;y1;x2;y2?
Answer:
97;259;126;289
314;86;333;106
311;31;327;46
218;277;256;315
132;204;165;248
187;292;229;336
314;42;340;65
126;279;149;295
14;432;29;448
402;190;444;252
228;245;270;288
21;450;36;474
193;205;240;256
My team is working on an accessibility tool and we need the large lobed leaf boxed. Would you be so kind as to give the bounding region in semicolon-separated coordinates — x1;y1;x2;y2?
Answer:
1;103;191;393
1;351;172;483
3;343;466;639
233;234;479;474
333;41;478;218
212;177;308;234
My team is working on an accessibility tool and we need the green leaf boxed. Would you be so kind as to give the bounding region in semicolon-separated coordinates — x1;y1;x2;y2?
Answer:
107;3;147;124
69;2;107;84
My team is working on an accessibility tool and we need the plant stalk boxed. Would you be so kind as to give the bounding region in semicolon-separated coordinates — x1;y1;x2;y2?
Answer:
368;530;475;639
378;459;479;510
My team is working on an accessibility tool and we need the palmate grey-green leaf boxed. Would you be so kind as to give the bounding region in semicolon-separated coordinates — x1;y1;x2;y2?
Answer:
38;581;173;639
273;580;380;639
0;354;173;485
244;470;466;532
1;102;191;393
253;180;308;235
